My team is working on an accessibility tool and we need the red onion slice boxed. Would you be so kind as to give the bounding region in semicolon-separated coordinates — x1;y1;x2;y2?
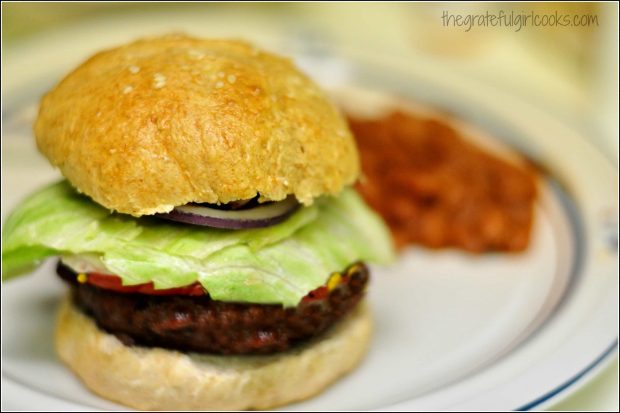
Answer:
158;196;300;229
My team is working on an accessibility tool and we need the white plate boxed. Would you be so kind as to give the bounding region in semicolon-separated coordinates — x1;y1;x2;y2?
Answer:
2;17;618;411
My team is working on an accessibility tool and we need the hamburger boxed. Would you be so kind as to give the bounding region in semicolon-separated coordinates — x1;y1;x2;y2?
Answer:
1;35;394;410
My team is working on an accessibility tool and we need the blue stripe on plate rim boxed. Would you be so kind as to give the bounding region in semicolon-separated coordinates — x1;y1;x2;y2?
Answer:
516;340;618;411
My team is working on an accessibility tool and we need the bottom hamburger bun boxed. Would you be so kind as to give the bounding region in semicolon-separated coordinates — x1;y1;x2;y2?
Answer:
55;295;372;410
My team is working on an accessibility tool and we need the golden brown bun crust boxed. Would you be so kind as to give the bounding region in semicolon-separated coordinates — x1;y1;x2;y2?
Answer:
55;296;372;410
35;35;359;215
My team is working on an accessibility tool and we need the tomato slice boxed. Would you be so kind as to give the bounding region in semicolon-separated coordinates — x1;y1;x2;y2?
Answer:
85;270;349;299
86;273;205;296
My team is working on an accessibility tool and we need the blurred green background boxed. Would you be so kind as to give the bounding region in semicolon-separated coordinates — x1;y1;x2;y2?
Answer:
2;2;618;411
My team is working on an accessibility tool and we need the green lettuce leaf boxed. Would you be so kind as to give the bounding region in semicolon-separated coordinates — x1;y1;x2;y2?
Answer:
2;181;394;306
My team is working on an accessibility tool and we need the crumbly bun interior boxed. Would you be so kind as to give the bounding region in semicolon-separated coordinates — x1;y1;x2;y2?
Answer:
36;34;360;216
55;296;372;410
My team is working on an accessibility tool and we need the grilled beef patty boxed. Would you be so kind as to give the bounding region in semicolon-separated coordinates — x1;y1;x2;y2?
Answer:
57;261;368;355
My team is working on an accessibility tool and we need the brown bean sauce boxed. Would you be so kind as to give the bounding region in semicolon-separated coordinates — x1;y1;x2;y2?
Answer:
349;111;537;253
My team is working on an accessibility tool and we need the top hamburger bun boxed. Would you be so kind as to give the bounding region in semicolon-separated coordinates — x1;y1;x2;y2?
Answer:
34;34;360;216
